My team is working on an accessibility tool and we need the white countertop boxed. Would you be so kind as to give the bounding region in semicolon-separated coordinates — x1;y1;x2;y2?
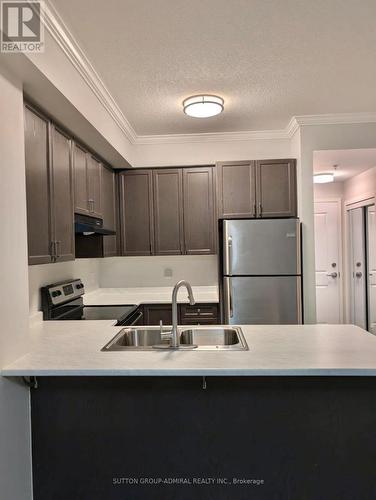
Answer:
83;286;219;305
3;322;376;376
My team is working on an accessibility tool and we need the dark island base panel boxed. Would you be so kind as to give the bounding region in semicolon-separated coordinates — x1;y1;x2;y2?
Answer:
31;377;376;500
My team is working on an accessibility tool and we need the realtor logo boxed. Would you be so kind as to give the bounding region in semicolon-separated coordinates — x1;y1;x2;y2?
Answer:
1;1;44;52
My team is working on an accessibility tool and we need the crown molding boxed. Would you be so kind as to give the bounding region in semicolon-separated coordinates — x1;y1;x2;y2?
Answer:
41;3;376;148
134;127;291;145
43;1;137;144
294;112;376;127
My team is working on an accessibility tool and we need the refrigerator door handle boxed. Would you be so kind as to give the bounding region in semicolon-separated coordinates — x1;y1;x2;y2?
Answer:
223;278;233;321
297;277;302;324
227;236;233;276
223;222;233;275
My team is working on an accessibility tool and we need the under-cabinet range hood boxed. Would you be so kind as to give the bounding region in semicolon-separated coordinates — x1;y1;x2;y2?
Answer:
74;214;115;236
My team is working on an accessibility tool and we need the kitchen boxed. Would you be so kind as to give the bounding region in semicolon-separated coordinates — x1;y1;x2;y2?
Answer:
1;1;376;499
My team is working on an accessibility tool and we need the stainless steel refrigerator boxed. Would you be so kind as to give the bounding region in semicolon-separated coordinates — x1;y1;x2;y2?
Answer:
221;219;302;324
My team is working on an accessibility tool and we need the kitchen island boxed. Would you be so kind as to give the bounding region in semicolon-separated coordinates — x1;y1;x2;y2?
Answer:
3;323;376;499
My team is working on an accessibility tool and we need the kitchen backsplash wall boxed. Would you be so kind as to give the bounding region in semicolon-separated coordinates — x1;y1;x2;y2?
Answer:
99;255;219;288
28;259;100;315
28;255;218;315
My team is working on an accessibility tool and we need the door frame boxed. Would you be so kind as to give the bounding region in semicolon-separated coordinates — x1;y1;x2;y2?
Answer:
344;194;376;324
314;198;344;323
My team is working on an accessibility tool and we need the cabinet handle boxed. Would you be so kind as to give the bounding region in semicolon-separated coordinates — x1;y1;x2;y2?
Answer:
55;241;61;259
253;204;257;217
50;241;56;261
259;203;263;216
88;199;94;212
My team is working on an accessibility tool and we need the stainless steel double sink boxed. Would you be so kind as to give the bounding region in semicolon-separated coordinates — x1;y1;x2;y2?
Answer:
102;326;248;351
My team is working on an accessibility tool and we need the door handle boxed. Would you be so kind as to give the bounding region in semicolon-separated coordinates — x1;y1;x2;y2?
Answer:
327;272;338;278
227;236;233;275
228;278;233;319
224;278;233;321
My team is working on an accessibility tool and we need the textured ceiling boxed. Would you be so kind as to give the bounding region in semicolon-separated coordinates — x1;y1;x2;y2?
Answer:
313;149;376;181
51;0;376;135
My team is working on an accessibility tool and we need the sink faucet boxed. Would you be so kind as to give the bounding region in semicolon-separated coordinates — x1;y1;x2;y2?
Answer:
171;280;195;348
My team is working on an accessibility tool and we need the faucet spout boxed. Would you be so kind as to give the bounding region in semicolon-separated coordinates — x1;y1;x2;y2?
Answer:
171;280;195;348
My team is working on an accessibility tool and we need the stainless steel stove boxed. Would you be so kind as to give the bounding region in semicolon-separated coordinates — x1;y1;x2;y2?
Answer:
41;279;139;325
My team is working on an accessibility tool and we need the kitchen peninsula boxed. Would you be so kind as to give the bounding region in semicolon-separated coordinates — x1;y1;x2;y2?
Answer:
3;323;376;500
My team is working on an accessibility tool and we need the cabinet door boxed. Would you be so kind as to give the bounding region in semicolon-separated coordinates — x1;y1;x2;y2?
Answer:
153;169;183;255
183;167;216;254
119;170;154;255
101;165;118;257
87;155;102;217
216;161;256;218
256;159;297;218
24;106;53;265
73;143;89;215
50;126;75;262
143;304;173;326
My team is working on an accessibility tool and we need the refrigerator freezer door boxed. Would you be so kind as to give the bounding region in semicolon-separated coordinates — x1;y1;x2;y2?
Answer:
223;276;302;324
223;219;301;276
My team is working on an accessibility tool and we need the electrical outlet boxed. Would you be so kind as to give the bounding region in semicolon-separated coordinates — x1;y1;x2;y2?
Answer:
164;267;173;278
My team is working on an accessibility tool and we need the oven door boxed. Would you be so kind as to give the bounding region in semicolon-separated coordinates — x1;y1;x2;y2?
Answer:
48;298;84;320
118;307;144;326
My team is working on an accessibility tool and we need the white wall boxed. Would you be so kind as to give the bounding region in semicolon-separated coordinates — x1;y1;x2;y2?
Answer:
28;259;100;315
99;255;218;288
132;137;291;167
344;166;376;202
0;67;33;500
314;182;344;200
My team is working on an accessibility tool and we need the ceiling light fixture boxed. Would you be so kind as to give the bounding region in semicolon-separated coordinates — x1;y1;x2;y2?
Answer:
183;94;224;118
313;173;334;184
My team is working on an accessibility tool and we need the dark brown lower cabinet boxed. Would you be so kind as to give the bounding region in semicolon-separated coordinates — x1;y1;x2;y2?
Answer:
143;304;173;325
141;303;219;326
180;303;219;325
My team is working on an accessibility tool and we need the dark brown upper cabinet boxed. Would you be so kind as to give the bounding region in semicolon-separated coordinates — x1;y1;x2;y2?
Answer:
24;105;74;265
73;145;102;218
153;169;184;255
217;159;297;219
73;143;89;215
183;167;216;254
216;161;256;218
87;155;102;217
101;165;118;257
24;106;52;265
256;159;297;218
50;125;75;262
119;170;154;255
119;166;217;256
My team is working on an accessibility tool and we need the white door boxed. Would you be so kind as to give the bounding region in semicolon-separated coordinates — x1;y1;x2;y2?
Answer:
349;207;367;330
367;205;376;334
314;201;341;323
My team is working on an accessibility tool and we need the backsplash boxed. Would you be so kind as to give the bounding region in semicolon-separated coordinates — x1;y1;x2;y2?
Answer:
99;255;218;288
28;259;100;315
28;255;218;315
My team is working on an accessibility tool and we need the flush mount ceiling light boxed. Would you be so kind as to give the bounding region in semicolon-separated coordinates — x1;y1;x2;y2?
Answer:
313;173;334;184
183;94;224;118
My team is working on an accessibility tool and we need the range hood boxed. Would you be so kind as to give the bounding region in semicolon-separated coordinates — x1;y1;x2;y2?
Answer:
74;214;116;236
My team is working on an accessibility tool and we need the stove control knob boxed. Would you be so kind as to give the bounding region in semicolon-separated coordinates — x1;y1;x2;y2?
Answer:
51;290;62;298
